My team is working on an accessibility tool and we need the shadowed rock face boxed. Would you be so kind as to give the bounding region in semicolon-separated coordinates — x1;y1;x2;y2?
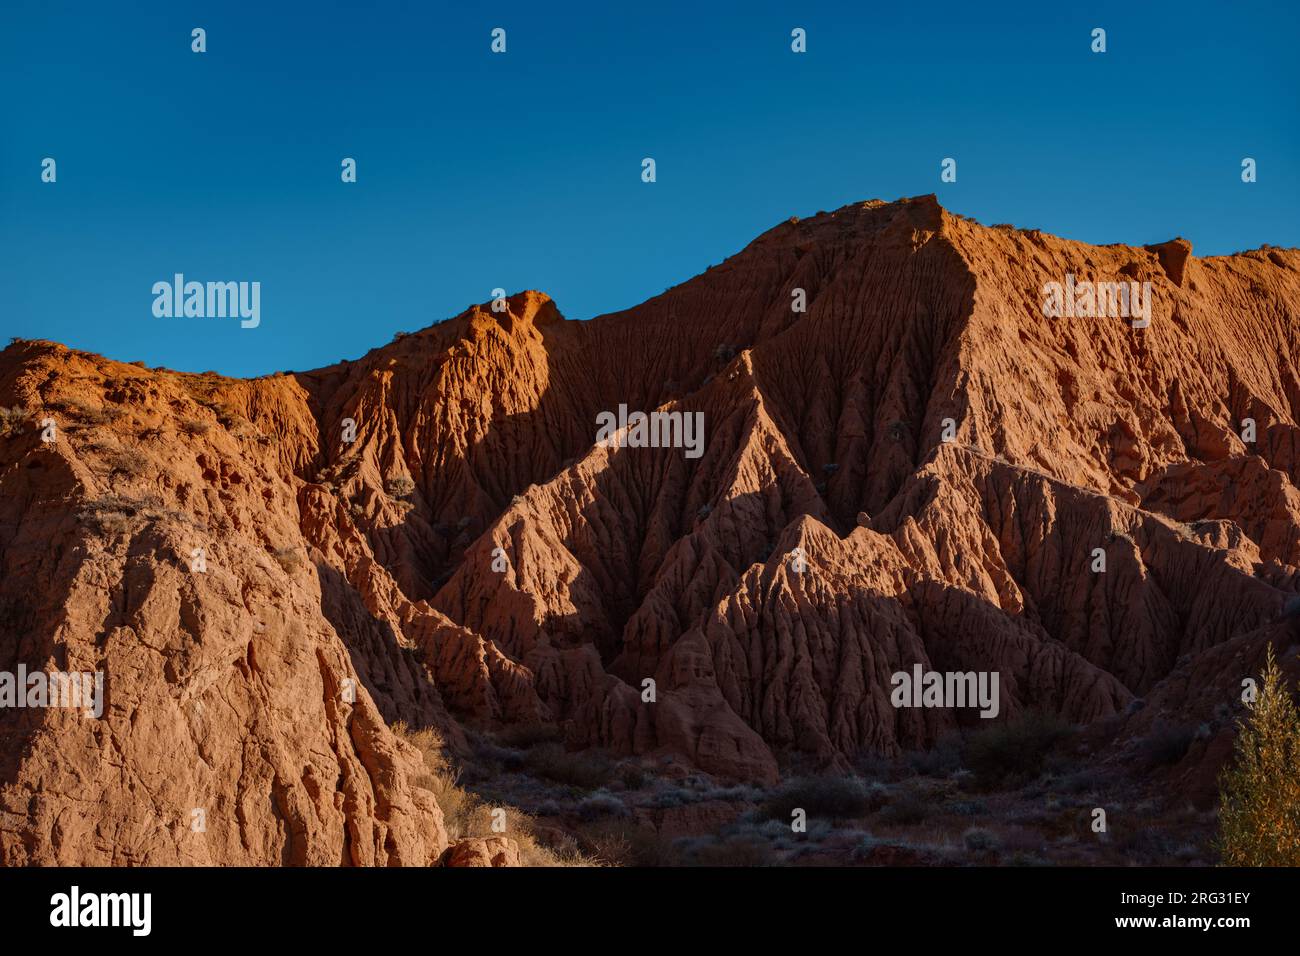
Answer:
2;195;1299;863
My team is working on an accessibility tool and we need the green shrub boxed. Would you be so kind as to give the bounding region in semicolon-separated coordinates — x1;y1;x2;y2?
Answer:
1217;646;1300;865
963;711;1071;788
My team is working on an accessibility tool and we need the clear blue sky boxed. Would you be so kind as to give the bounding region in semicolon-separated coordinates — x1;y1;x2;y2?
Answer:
2;0;1296;377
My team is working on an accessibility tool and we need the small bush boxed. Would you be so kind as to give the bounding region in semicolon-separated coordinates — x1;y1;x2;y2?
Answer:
523;744;614;791
571;820;634;865
963;712;1072;788
213;404;240;427
102;446;147;476
0;405;30;437
878;791;929;825
1140;723;1196;768
621;827;679;867
851;834;889;861
906;734;963;777
54;398;118;425
271;547;302;572
392;722;600;867
386;476;416;498
760;776;872;822
180;418;210;436
78;494;184;537
576;791;629;822
619;764;647;791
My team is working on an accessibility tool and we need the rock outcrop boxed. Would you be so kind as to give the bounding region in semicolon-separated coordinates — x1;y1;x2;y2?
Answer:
2;195;1298;863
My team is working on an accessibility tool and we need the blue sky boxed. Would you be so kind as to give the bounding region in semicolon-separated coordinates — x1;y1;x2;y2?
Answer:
2;0;1296;377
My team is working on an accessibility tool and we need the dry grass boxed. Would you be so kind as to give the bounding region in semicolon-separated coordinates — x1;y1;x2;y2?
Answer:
393;722;605;867
77;494;188;537
0;405;30;438
270;547;302;573
82;439;148;476
386;475;416;498
212;403;240;428
62;399;120;425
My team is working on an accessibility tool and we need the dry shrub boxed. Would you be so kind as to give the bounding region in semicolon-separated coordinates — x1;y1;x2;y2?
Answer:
392;722;602;867
212;403;240;427
0;405;30;437
271;547;302;572
83;439;148;476
963;711;1072;788
575;819;677;866
386;475;416;498
54;398;119;425
77;494;177;537
495;723;563;749
760;775;873;821
523;743;615;790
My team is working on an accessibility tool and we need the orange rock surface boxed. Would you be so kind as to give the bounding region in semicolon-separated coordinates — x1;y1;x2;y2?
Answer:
2;195;1297;863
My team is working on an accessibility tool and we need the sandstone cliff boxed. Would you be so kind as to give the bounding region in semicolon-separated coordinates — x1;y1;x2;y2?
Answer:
2;195;1297;863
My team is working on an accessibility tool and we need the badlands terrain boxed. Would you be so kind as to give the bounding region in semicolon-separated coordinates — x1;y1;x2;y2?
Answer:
2;195;1298;866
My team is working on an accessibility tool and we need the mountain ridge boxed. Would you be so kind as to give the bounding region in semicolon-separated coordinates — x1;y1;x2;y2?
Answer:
3;194;1299;864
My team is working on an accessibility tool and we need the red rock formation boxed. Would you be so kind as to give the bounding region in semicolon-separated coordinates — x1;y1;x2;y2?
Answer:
441;836;520;867
2;196;1298;863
